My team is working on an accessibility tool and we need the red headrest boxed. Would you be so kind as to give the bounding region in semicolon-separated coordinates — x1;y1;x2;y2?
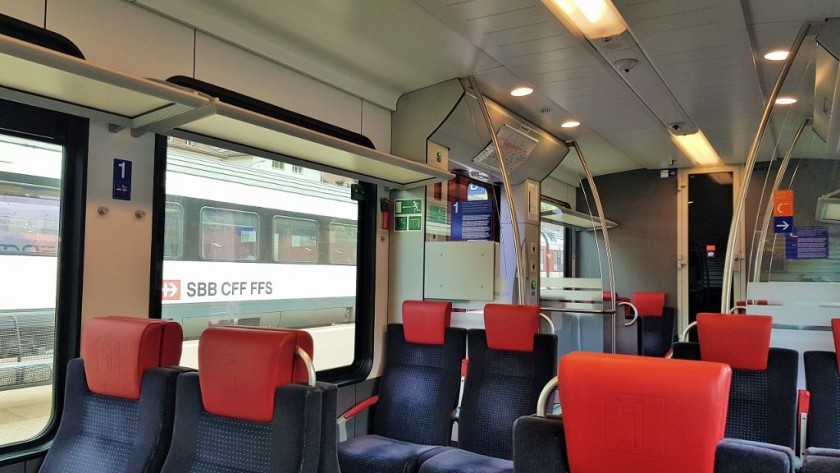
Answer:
698;313;772;371
199;327;297;422
226;326;314;384
634;292;665;317
81;317;184;400
402;300;452;345
484;304;540;352
559;352;731;473
832;319;840;373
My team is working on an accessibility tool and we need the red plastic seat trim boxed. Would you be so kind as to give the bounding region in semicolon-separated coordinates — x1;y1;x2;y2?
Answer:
634;292;666;317
832;319;840;373
697;313;772;371
199;327;297;422
402;300;452;345
484;304;540;352
81;317;183;400
559;352;731;473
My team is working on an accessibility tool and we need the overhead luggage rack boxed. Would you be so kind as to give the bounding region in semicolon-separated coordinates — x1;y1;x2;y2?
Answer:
0;32;452;189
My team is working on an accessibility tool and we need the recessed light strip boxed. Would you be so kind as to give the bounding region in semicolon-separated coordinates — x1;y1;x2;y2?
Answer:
670;131;722;166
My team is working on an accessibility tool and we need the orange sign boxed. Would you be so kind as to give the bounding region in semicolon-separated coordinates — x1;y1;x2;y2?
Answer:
773;189;794;217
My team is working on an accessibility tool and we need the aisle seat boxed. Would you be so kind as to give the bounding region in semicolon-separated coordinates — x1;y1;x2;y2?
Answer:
418;304;557;473
800;319;840;472
514;352;796;473
672;314;799;450
40;317;184;473
633;291;675;357
338;301;466;473
160;326;322;473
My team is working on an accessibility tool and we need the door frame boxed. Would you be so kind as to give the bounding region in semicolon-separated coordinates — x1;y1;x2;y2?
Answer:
677;165;746;333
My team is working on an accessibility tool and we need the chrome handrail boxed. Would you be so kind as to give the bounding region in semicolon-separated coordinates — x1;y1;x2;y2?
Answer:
539;313;556;334
619;301;639;327
295;347;317;387
680;321;698;342
536;376;559;417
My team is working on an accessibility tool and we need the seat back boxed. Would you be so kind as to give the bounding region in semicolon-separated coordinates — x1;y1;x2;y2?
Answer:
458;304;557;460
671;313;799;448
803;318;840;449
161;327;322;473
41;317;184;473
634;292;675;357
560;352;731;473
372;300;466;446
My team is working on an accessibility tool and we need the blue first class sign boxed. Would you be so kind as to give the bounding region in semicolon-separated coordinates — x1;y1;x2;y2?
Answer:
451;200;493;241
113;159;132;201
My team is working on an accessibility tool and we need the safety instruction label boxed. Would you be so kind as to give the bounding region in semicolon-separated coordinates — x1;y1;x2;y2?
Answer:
394;198;423;232
786;226;829;260
452;200;493;241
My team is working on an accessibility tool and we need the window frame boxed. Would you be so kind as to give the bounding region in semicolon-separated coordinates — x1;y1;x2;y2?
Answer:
272;215;319;264
162;201;184;260
199;206;261;262
327;222;358;265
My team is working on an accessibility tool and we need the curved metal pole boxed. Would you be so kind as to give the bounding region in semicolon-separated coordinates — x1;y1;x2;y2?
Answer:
752;118;810;281
680;321;697;342
619;301;639;327
467;76;526;303
295;347;317;387
572;141;617;353
721;22;812;312
539;312;556;333
536;376;559;417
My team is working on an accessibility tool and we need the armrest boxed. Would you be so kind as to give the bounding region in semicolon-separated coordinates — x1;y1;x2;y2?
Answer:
799;389;810;455
715;438;795;473
337;395;379;442
512;415;569;473
802;448;840;473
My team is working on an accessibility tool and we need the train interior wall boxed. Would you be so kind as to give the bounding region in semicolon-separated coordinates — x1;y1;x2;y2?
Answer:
0;2;396;466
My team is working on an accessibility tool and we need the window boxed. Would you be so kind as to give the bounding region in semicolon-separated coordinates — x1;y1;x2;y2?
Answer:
273;216;318;263
540;199;566;278
163;202;184;259
200;208;259;261
0;134;63;447
161;142;363;375
292;165;303;174
329;223;357;264
272;161;284;170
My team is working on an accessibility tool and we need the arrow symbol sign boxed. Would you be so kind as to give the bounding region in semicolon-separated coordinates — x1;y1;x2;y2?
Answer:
773;217;794;234
776;220;790;231
162;280;181;300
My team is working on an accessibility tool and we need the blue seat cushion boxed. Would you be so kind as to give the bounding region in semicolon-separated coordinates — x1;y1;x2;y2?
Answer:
338;435;446;473
418;448;513;473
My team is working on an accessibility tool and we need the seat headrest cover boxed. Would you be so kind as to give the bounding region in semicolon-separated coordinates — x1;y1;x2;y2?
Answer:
484;304;540;352
559;352;731;473
199;327;296;422
226;326;314;384
832;319;840;372
402;300;452;345
634;292;666;317
697;313;772;370
81;317;184;400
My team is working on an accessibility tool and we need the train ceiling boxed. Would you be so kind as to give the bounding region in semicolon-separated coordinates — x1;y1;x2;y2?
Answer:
127;0;840;182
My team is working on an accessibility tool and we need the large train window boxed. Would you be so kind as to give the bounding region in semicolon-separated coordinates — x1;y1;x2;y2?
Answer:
274;216;318;263
160;139;360;373
540;199;566;278
0;134;63;447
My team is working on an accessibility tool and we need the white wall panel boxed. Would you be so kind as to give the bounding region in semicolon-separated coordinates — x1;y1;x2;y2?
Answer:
0;0;45;26
362;101;391;153
81;124;155;322
47;0;193;80
195;32;363;134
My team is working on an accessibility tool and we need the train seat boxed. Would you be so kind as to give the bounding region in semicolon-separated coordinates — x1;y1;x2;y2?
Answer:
633;291;675;357
672;314;799;450
800;319;840;472
418;304;557;473
40;316;184;473
337;300;466;473
160;326;323;473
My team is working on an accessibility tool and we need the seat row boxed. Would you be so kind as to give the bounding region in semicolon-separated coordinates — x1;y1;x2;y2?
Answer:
41;316;335;473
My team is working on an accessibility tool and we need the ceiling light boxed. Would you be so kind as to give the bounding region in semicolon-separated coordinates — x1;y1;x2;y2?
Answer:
775;97;797;105
510;87;534;97
764;50;789;61
542;0;627;40
670;131;722;166
561;120;581;128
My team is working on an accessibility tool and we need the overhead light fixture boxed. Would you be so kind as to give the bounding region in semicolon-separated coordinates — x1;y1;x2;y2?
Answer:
561;120;581;128
542;0;627;40
669;131;722;166
764;50;790;61
511;87;534;97
816;189;840;224
775;97;798;105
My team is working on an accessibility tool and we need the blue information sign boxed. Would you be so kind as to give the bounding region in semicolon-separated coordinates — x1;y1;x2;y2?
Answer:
113;159;132;201
773;216;793;234
451;200;493;241
785;226;829;260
